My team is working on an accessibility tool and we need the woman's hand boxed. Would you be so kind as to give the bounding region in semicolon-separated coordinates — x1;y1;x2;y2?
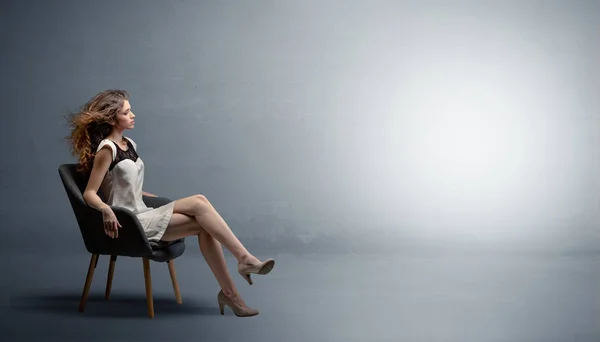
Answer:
101;206;122;238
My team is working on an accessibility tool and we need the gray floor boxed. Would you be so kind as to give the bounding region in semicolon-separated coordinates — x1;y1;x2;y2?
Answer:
2;249;599;342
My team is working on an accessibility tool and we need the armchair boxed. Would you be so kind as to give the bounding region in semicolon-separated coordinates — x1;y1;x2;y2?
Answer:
58;163;186;318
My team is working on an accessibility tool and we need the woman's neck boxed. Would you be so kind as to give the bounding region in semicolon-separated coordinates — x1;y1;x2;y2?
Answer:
107;130;125;142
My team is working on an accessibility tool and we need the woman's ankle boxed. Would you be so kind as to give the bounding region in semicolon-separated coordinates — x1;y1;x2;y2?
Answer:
221;287;237;298
238;253;257;265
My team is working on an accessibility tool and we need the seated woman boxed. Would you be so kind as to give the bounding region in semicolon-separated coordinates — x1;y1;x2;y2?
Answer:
65;89;275;317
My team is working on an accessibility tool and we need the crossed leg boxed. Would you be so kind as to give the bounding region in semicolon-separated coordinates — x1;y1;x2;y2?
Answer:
159;194;261;308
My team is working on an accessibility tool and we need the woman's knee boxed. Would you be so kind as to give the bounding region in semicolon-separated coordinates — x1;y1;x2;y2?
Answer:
193;194;212;214
197;226;209;238
173;194;212;216
194;194;208;203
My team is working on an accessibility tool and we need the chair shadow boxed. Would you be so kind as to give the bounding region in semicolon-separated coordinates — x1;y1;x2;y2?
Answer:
11;292;220;318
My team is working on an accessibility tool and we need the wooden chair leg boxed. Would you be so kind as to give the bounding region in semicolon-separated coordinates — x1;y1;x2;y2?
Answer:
167;260;182;304
79;253;98;312
105;255;117;300
142;258;154;318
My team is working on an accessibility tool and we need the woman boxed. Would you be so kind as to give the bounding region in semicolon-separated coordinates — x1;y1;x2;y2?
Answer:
64;89;274;317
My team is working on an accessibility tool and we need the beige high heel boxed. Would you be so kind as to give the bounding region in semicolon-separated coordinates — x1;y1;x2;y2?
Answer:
238;258;275;285
217;290;259;317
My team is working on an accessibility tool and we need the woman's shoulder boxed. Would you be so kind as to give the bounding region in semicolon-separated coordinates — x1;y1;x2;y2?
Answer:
96;139;117;161
97;138;116;148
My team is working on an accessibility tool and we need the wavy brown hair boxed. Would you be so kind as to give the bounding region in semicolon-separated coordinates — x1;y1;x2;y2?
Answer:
64;89;129;173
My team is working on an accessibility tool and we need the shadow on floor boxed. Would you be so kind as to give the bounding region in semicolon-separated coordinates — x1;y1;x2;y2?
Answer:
10;292;219;318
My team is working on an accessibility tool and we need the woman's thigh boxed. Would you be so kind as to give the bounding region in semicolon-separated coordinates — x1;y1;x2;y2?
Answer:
160;212;203;241
172;194;212;216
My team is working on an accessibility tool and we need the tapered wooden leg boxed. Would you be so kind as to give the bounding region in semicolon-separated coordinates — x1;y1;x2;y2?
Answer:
79;253;98;312
167;260;182;304
142;258;154;318
105;255;117;300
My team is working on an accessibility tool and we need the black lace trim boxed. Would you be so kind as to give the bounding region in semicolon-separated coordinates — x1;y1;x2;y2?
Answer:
108;139;139;171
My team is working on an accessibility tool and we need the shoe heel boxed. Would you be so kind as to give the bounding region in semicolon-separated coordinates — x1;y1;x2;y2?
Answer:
217;290;259;317
243;273;253;285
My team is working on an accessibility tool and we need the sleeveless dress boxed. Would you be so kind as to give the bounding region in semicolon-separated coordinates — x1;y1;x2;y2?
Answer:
96;137;175;242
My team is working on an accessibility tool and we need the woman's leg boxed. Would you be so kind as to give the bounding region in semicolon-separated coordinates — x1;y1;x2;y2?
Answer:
159;212;251;307
162;195;260;266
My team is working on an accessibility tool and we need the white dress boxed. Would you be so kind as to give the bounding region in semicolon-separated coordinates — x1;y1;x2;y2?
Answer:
96;137;175;242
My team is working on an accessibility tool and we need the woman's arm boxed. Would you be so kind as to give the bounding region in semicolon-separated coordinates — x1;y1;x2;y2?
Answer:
142;191;158;197
83;147;113;210
83;146;122;238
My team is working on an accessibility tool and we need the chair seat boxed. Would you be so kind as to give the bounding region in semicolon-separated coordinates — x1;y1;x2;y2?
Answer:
149;239;185;262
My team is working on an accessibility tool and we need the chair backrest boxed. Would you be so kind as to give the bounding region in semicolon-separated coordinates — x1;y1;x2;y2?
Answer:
58;163;90;201
58;163;152;256
58;163;104;254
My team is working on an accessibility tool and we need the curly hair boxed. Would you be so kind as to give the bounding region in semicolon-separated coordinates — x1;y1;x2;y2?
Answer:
64;89;130;173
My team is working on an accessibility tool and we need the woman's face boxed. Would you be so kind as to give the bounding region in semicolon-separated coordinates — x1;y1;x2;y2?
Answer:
113;99;135;129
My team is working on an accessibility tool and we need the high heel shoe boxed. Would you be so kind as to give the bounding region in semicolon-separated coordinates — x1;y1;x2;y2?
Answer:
217;290;259;317
238;258;275;285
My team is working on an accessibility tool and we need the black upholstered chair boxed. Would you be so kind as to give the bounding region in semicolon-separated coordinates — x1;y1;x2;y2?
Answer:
58;163;186;318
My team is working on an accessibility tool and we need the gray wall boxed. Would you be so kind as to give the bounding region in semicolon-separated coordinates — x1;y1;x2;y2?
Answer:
1;0;599;256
